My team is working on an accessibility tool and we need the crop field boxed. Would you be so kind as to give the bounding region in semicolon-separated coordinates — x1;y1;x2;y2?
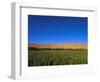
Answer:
28;49;88;66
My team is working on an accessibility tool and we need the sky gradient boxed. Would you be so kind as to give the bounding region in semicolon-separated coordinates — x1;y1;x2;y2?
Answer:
28;15;88;44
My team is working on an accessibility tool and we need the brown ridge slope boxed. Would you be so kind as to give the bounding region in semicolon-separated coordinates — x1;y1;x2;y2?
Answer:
28;44;87;49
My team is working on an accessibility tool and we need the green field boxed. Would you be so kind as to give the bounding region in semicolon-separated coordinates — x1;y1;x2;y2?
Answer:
28;49;88;66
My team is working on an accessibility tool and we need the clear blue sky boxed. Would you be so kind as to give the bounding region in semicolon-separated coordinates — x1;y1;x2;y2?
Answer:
28;15;88;44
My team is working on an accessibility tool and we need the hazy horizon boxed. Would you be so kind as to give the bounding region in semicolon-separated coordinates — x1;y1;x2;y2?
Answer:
28;43;87;45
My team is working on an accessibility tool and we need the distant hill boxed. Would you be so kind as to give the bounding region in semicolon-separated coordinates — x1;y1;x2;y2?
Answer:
28;43;87;49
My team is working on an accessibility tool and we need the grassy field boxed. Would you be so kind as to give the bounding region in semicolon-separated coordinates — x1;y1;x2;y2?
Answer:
28;49;88;66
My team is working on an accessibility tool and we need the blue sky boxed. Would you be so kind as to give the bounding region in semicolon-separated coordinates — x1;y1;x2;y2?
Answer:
28;15;88;44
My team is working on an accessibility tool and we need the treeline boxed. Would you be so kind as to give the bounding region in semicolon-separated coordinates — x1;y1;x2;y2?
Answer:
28;47;87;50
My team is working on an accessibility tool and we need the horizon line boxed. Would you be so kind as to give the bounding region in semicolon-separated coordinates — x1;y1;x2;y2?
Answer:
28;43;87;45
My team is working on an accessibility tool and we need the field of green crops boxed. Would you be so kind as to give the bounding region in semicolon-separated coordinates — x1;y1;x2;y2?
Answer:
28;49;88;66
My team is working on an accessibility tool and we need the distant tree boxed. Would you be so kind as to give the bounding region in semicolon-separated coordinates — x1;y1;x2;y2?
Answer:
28;47;38;50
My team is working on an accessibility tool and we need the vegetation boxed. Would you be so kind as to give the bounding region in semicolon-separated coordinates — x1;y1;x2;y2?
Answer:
28;49;88;66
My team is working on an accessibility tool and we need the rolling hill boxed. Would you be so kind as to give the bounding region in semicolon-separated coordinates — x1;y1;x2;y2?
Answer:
28;43;87;49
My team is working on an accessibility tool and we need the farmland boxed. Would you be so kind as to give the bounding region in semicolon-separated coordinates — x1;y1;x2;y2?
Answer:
28;48;88;66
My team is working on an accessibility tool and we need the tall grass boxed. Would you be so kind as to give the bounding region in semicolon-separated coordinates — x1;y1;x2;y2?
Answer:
28;49;88;66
